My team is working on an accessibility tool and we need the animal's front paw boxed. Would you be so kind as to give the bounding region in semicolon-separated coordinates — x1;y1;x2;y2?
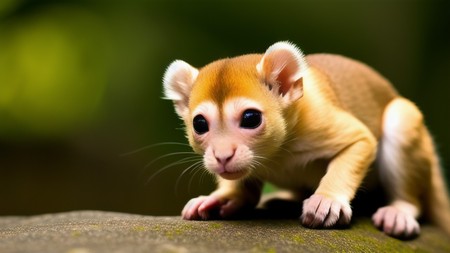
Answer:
181;194;245;220
372;205;420;239
301;194;352;228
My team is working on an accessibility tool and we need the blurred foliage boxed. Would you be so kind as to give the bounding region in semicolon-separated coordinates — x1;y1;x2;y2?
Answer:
0;5;109;138
0;0;21;17
0;0;449;215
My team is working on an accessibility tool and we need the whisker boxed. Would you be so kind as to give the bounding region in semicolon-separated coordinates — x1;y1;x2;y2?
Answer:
197;169;215;194
252;156;273;179
279;144;296;158
253;154;277;168
198;166;211;187
281;136;299;154
174;160;204;196
252;162;267;179
145;156;200;185
188;166;208;194
120;142;191;157
283;135;299;145
199;168;211;185
253;154;276;164
143;151;197;170
187;167;201;194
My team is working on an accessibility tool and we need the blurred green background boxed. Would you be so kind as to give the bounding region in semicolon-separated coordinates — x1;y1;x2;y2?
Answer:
0;0;449;216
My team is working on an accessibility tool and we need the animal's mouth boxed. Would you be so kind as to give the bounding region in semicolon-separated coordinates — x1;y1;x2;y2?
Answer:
218;170;248;180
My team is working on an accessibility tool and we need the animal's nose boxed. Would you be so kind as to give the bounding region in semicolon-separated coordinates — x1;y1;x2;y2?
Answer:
214;149;235;166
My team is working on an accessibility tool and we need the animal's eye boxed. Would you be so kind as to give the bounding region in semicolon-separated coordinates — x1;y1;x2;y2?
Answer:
193;115;209;134
240;109;262;129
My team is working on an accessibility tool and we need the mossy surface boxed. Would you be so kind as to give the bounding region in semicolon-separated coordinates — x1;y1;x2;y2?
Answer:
0;211;449;253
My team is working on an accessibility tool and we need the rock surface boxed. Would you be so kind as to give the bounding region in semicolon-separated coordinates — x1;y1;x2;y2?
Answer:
0;210;449;253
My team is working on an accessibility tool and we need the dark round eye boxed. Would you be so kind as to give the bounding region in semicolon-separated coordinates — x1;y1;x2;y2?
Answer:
193;115;209;134
240;109;262;129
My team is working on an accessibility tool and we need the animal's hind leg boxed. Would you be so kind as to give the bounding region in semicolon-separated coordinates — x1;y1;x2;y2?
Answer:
373;98;432;239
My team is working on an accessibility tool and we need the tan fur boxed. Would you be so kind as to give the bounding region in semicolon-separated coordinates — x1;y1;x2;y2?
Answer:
164;42;450;238
306;54;398;138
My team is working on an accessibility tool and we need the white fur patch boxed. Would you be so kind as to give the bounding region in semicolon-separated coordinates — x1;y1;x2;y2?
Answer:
378;98;422;195
163;60;199;101
379;103;405;187
191;101;219;130
222;97;263;125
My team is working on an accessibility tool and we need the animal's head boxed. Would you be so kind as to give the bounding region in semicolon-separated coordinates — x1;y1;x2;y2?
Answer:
163;41;308;180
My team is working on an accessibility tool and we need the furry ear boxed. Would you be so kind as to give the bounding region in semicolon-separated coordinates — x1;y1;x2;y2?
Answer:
257;41;308;105
163;60;199;118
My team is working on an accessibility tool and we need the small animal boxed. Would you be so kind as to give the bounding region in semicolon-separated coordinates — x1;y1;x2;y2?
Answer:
162;41;450;239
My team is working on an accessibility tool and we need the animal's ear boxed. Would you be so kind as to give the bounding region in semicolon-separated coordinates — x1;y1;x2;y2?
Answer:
257;41;308;105
163;60;199;118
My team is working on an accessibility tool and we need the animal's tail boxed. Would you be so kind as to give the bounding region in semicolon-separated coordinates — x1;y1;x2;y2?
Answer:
379;97;450;237
426;143;450;237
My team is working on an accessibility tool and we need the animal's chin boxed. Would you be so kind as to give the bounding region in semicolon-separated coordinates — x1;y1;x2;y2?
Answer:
218;170;248;180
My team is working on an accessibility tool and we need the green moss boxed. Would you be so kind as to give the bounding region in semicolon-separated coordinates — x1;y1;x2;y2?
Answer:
250;246;277;253
164;228;183;239
71;230;82;237
208;222;223;230
162;223;197;240
164;231;175;239
326;226;417;252
313;237;339;251
132;225;147;232
291;234;305;244
151;224;161;232
178;223;194;231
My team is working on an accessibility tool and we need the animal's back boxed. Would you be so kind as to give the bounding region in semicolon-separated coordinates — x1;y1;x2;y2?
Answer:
306;54;398;138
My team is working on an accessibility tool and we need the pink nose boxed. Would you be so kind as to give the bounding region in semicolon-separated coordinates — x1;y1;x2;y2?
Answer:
215;150;235;166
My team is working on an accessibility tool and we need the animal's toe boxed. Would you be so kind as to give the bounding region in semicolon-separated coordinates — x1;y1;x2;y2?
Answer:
372;205;420;239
